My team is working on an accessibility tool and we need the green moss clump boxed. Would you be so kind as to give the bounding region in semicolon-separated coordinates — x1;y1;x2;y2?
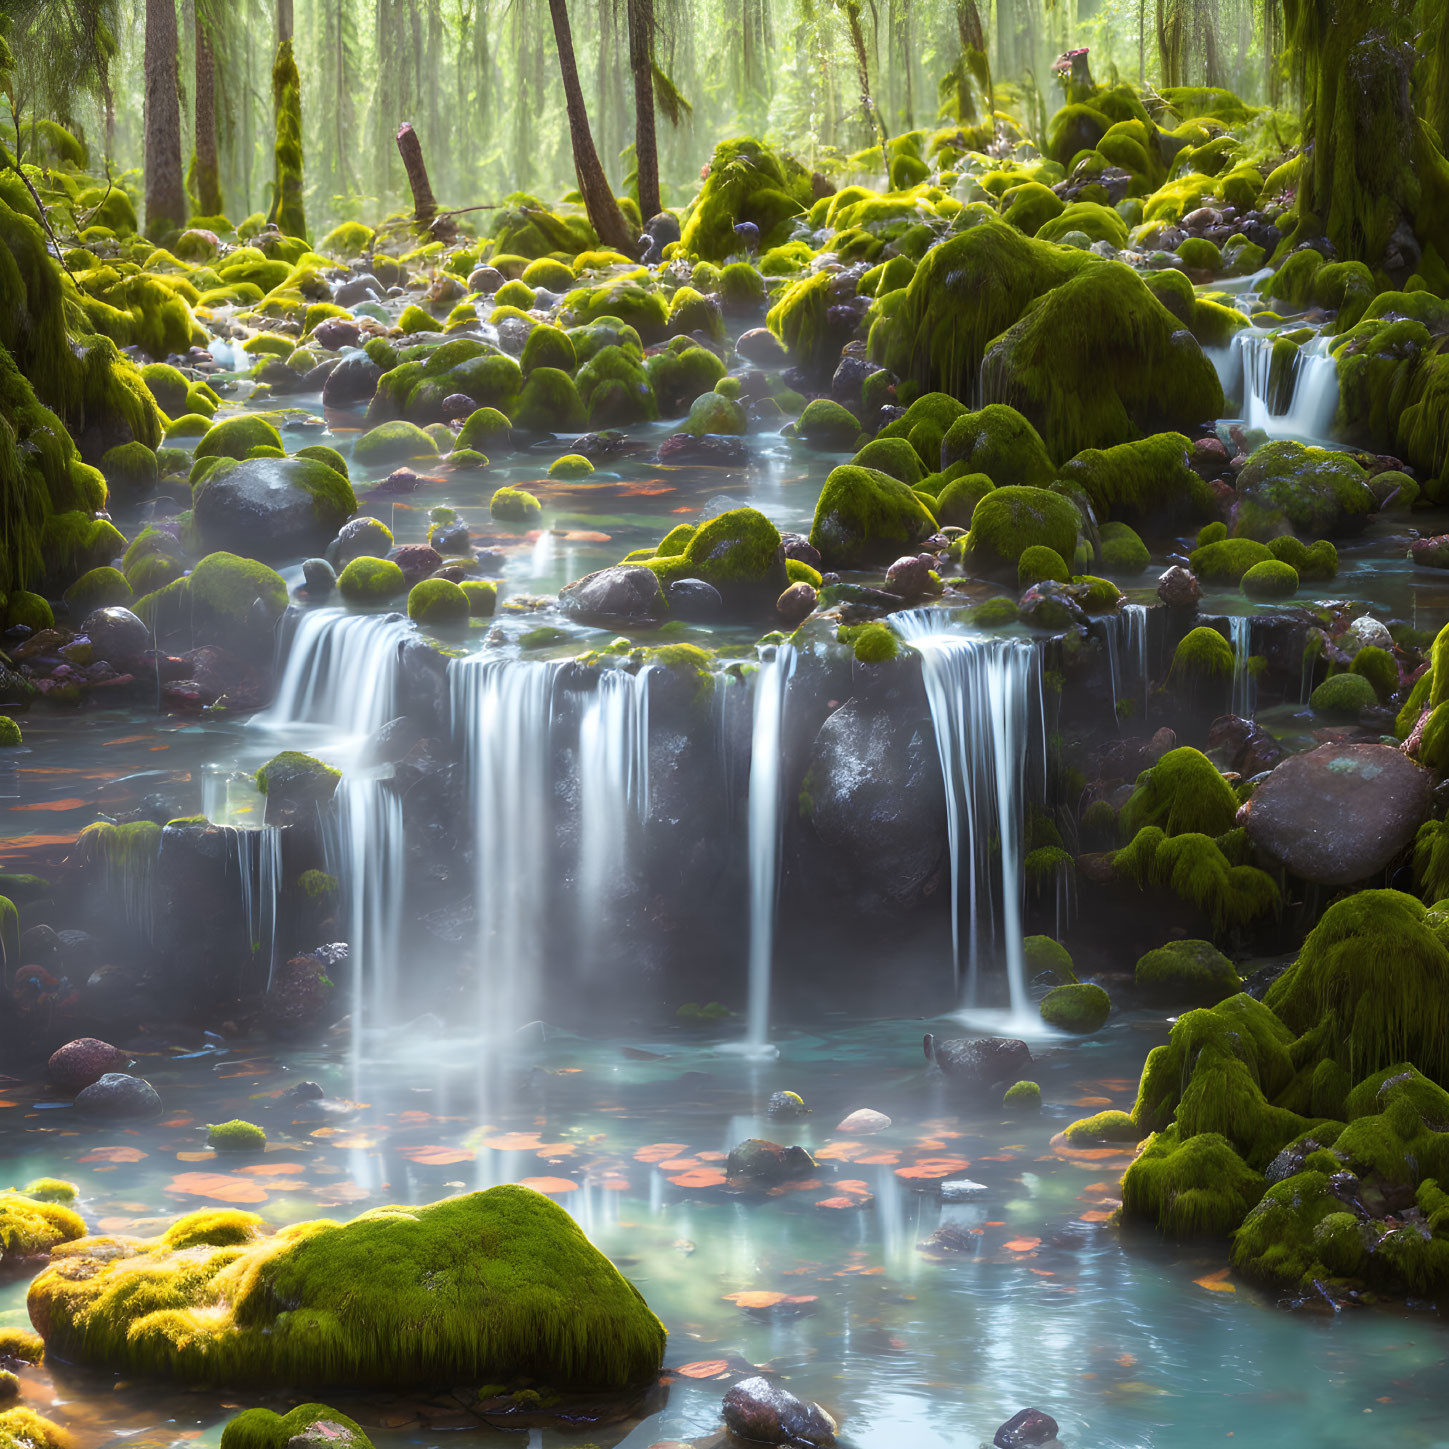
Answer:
0;719;21;748
19;1180;76;1204
1017;545;1069;587
1233;440;1375;540
0;1328;44;1363
1241;558;1298;599
1121;747;1239;838
490;486;542;523
1023;935;1075;985
337;556;406;604
194;414;284;462
808;464;937;568
0;1408;72;1449
5;592;54;632
1040;982;1111;1033
27;1185;666;1390
1059;432;1213;527
839;622;899;664
1350;645;1397;700
354;420;439;466
849;437;925;486
1188;536;1272;582
1167;627;1234;694
457;407;511;454
794;399;861;449
220;1402;371;1449
460;581;499;617
520;323;576;375
407;578;470;626
0;1188;86;1258
644;344;727;416
933;472;994;529
1121;1128;1266;1237
298;870;338;900
1098;521;1150;573
1309;672;1377;718
254;751;341;808
295;444;349;479
548;453;593;478
63;567;132;617
208;1120;266;1153
1135;938;1242;1005
681;389;747;436
1004;1080;1042;1111
965;485;1079;571
681;138;813;261
576;344;657;426
939;403;1055;485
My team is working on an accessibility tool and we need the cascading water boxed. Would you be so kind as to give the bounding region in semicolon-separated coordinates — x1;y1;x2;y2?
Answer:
892;611;1040;1017
451;654;564;1042
577;666;652;975
1229;616;1256;718
257;607;412;735
744;642;796;1053
1212;330;1340;443
1104;603;1151;723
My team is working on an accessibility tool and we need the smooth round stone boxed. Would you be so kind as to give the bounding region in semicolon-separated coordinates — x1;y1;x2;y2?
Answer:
83;607;150;668
48;1038;129;1092
74;1072;162;1119
835;1108;891;1135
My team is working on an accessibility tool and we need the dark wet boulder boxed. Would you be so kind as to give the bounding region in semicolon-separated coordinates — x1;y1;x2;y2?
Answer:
776;581;817;625
726;1139;816;1184
657;432;750;466
192;457;357;563
74;1072;162;1119
263;951;340;1037
332;275;383;307
1242;743;1431;886
767;1090;810;1119
559;565;668;627
1135;939;1242;1005
722;1376;836;1447
924;1034;1033;1093
1207;714;1283;777
801;698;947;915
1157;564;1200;607
321;353;383;409
301;558;337;596
388;544;444;585
48;1038;129;1092
994;1407;1060;1448
311;318;361;351
737;328;789;365
666;577;723;621
83;607;150;668
255;750;342;825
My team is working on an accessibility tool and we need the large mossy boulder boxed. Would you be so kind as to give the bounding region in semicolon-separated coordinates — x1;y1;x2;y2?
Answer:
1232;440;1376;539
27;1186;666;1391
643;506;789;611
979;261;1225;458
1058;432;1214;527
963;484;1079;572
939;403;1054;486
681;137;814;262
809;464;937;568
191;456;357;562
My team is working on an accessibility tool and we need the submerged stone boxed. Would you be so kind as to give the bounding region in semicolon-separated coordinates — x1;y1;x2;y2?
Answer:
721;1376;836;1447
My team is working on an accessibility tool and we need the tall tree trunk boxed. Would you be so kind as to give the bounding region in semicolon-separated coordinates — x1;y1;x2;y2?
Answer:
278;0;294;43
194;8;223;215
145;0;187;235
627;0;660;219
546;0;638;253
396;121;438;223
269;36;307;237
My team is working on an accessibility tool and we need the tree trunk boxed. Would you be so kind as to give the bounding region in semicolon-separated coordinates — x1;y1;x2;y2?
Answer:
627;0;659;220
194;10;223;216
546;0;638;254
396;121;438;223
145;0;187;235
278;0;294;43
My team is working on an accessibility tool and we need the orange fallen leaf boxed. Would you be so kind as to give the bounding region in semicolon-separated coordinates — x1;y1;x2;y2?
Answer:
815;1196;861;1209
237;1162;307;1176
166;1172;269;1203
175;1150;218;1162
1116;1353;1137;1368
1194;1268;1236;1293
1080;1209;1115;1223
895;1156;971;1181
815;1141;865;1162
724;1291;818;1310
677;1360;731;1379
401;1145;476;1166
856;1151;901;1165
1003;1238;1041;1253
669;1168;727;1188
658;1157;701;1172
519;1176;577;1194
482;1132;544;1151
12;797;88;812
634;1142;690;1163
78;1145;148;1163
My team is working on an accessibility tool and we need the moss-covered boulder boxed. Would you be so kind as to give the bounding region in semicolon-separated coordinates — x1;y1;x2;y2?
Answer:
964;485;1079;572
337;556;406;604
407;578;470;627
254;751;340;822
353;420;439;467
809;464;937;568
939;404;1054;485
208;1120;266;1153
1057;432;1213;527
191;456;356;562
27;1186;666;1390
1040;982;1111;1033
681;137;814;261
1233;440;1376;539
194;414;285;463
1121;746;1239;838
0;1189;86;1265
1135;939;1243;1005
643;507;789;611
221;1403;371;1449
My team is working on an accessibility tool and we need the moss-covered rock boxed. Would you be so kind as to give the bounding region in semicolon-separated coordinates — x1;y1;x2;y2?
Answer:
794;399;861;449
1040;982;1111;1033
1023;935;1076;986
0;1188;86;1262
646;506;787;610
939;404;1054;485
407;578;470;626
1135;938;1243;1005
254;751;341;819
490;486;542;523
221;1402;372;1449
27;1186;665;1390
1121;746;1239;838
1309;672;1378;718
1241;558;1299;599
353;420;439;467
1233;440;1375;540
1058;432;1213;527
194;414;284;462
62;567;131;617
208;1120;266;1153
191;456;356;561
808;464;937;568
456;407;512;454
336;556;406;604
1188;536;1272;583
964;485;1079;571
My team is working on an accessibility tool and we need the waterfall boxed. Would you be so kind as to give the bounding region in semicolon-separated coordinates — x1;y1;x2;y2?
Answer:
451;654;564;1039
745;642;796;1052
339;774;405;1086
1214;330;1340;444
1103;603;1150;723
1229;616;1256;718
577;666;652;974
892;611;1040;1014
257;607;412;735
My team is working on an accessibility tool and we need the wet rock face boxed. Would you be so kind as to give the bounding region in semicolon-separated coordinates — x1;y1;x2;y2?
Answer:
74;1072;162;1119
48;1038;129;1092
994;1407;1060;1447
726;1139;816;1184
721;1376;837;1447
83;607;150;669
1207;714;1284;777
1243;742;1431;886
925;1034;1033;1094
558;565;667;627
802;697;947;916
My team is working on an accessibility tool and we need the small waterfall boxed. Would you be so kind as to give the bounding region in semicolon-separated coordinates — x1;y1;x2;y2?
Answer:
577;666;652;973
892;611;1040;1013
1229;617;1256;718
339;774;405;1085
1216;331;1340;444
1104;603;1150;723
258;607;412;735
451;654;564;1039
745;642;796;1052
237;826;284;988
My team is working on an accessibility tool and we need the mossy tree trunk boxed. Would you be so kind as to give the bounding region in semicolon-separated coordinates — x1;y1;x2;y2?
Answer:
193;5;223;217
627;0;660;220
268;35;306;239
144;0;186;236
546;0;638;254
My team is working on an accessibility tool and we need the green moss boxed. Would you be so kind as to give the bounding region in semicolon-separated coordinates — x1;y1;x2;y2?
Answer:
28;1185;664;1390
1234;440;1374;540
1122;1127;1266;1237
933;472;994;529
1063;1109;1142;1146
336;556;405;603
19;1180;76;1204
460;581;499;617
1136;938;1243;1005
1003;1080;1041;1111
194;415;284;462
1099;521;1150;573
354;420;439;466
644;345;727;416
0;1188;85;1258
0;1329;44;1363
490;486;542;523
939;404;1055;486
839;622;899;664
0;1408;72;1449
298;870;338;900
548;453;594;479
1189;536;1272;583
407;578;470;626
808;464;937;568
1059;432;1212;527
208;1120;266;1153
1241;558;1299;599
1309;672;1377;718
185;552;287;635
1040;982;1110;1033
5;591;53;632
63;567;132;617
681;390;747;436
794;399;861;449
220;1402;371;1449
1017;545;1069;586
682;138;813;261
1023;935;1075;985
576;344;657;427
456;407;511;454
0;719;21;748
1121;747;1239;838
964;485;1079;571
254;752;341;808
850;438;925;486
